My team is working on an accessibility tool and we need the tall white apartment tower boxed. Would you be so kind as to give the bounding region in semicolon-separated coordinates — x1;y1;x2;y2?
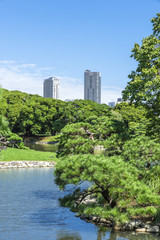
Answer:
53;77;60;99
84;70;101;104
43;77;60;99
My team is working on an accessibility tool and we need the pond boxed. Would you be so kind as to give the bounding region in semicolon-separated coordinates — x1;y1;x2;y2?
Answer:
0;168;159;240
24;142;57;152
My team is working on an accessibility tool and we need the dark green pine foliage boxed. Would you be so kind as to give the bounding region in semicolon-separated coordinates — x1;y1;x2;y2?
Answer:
57;114;128;157
55;154;160;224
55;100;160;223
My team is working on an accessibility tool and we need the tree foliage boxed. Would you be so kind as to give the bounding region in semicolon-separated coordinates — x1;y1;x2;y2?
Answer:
55;153;160;223
115;102;152;137
122;14;160;119
54;14;160;224
0;89;110;136
55;103;160;223
57;114;128;157
0;88;10;151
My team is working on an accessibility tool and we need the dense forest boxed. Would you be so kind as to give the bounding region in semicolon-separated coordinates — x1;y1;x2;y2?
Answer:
1;13;160;226
0;88;110;136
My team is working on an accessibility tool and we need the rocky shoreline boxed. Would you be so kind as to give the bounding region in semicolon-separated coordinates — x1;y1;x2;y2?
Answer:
74;196;160;234
78;214;160;234
0;161;55;169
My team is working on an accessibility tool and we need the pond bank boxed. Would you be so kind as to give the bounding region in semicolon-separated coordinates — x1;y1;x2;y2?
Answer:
78;214;160;234
0;161;55;169
0;161;159;236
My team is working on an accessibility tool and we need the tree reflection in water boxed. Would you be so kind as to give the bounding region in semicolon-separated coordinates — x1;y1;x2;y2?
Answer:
97;227;160;240
56;231;81;240
56;227;159;240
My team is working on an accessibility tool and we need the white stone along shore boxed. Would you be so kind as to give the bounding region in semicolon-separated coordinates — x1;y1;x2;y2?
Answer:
0;161;55;169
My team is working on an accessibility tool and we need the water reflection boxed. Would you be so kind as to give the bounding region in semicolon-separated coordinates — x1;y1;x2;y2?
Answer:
0;168;159;240
56;228;160;240
24;142;57;152
96;227;160;240
56;230;81;240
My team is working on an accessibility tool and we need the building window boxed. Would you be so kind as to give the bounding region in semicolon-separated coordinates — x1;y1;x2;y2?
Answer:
87;89;89;99
93;89;94;100
90;77;92;88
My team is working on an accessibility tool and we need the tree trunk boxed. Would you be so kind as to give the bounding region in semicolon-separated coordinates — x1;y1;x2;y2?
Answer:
101;189;116;208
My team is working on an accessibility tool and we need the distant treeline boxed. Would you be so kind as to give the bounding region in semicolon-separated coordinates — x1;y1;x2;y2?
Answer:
0;89;110;136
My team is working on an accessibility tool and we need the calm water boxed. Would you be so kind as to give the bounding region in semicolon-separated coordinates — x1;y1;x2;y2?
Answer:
0;168;159;240
24;143;57;152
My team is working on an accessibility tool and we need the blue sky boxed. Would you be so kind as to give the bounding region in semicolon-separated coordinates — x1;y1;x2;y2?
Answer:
0;0;160;103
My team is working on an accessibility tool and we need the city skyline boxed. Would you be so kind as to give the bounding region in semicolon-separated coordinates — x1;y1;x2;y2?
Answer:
42;71;122;106
0;1;159;103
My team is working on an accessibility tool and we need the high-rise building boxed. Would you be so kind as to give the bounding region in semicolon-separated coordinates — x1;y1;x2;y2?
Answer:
108;102;115;107
84;70;101;104
116;98;122;104
43;77;60;99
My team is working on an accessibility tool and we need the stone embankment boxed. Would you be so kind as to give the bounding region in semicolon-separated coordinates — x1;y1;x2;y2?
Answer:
79;214;160;233
0;161;55;169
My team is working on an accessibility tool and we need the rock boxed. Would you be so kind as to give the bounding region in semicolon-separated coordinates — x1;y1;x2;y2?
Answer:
121;220;146;231
114;224;121;230
92;217;98;222
146;226;159;233
122;224;134;231
94;145;106;155
99;218;112;225
144;224;152;230
80;214;87;220
136;228;146;232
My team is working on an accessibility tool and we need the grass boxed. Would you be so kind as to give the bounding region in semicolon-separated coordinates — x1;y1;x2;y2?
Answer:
39;135;61;142
0;148;57;161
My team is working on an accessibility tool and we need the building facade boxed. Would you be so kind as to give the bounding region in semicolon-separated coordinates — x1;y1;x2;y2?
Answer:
53;77;60;99
43;77;60;99
108;102;115;107
84;70;101;104
116;98;122;104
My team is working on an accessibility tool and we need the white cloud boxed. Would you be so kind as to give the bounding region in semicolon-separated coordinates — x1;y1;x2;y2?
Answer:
59;76;83;101
0;60;15;64
0;61;43;95
0;60;122;104
101;86;122;104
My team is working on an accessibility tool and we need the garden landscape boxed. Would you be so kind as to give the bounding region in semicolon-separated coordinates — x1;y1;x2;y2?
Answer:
1;11;160;240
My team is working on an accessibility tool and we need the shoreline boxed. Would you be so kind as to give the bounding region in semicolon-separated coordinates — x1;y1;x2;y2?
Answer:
1;161;160;235
78;214;160;233
0;160;56;169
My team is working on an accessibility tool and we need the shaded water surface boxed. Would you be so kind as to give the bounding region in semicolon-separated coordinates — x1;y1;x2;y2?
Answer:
0;168;159;240
24;142;57;152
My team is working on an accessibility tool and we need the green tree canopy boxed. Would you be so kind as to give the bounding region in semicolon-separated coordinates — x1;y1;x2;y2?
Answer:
57;113;128;157
0;88;10;137
0;88;10;151
0;90;111;136
122;13;160;119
